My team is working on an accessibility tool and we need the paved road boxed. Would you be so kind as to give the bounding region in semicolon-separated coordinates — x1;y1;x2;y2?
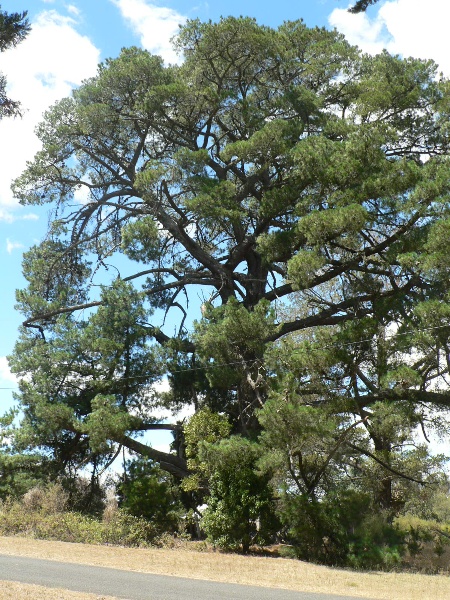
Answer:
0;554;373;600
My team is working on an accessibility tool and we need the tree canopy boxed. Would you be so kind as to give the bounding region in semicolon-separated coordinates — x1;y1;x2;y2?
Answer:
0;5;30;119
7;16;450;560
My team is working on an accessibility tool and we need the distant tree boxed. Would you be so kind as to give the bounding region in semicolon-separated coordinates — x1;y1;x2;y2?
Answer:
0;5;30;119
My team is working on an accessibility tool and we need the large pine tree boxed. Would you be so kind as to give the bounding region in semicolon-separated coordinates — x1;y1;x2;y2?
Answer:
8;17;450;504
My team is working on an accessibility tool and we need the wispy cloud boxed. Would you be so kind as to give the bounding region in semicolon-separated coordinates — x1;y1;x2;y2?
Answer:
0;210;40;223
6;239;25;254
110;0;186;64
67;5;81;16
329;0;450;76
0;210;15;224
0;357;17;386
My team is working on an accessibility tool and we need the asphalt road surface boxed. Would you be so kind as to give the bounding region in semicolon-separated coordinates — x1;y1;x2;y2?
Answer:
0;554;375;600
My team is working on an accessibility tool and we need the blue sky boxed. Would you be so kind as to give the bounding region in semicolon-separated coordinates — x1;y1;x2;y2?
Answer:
0;0;449;416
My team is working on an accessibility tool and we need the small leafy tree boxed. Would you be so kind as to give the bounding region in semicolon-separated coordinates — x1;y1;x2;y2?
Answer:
200;436;278;553
182;407;231;493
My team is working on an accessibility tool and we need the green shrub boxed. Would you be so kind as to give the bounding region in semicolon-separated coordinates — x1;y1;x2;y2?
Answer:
117;457;183;533
276;489;407;569
346;513;404;570
200;437;279;553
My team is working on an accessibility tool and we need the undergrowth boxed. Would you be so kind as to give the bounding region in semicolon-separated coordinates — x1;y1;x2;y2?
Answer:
2;484;450;572
0;484;159;547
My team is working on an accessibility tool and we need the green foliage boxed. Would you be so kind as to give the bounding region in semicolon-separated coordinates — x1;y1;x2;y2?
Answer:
0;4;30;118
200;437;278;553
194;299;276;394
346;513;405;570
0;410;49;500
121;217;160;263
9;278;163;473
297;204;369;247
348;0;382;13
257;347;447;567
7;15;450;567
84;395;136;454
118;457;183;532
16;239;91;318
258;396;347;495
272;487;406;568
183;407;231;492
287;250;326;288
184;408;231;457
0;451;46;501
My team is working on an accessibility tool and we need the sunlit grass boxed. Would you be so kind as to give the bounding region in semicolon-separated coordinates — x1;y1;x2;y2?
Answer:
0;580;116;600
1;536;450;600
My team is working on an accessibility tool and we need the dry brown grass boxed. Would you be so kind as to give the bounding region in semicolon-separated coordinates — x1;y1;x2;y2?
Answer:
0;580;116;600
1;536;450;600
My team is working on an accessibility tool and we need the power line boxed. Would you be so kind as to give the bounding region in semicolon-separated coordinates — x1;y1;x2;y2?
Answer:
288;322;450;353
3;324;450;389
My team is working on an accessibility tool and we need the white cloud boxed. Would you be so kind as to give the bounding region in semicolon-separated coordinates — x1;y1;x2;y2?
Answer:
0;10;100;210
6;238;24;254
329;0;450;75
0;209;15;223
73;183;92;205
67;4;81;16
110;0;186;64
0;210;39;223
0;357;17;385
329;7;387;55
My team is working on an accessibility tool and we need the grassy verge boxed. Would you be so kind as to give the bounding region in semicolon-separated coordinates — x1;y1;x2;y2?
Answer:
1;536;450;600
0;580;116;600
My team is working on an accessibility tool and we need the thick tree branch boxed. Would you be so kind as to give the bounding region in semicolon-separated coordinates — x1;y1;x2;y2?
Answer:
268;277;422;342
134;423;182;431
120;434;189;478
346;441;428;485
356;389;450;409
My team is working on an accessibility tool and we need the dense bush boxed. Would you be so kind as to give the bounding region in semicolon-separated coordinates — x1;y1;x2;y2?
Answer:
117;457;183;533
199;437;279;553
